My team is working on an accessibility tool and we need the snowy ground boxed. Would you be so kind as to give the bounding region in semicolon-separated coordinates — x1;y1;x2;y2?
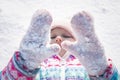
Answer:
0;0;120;72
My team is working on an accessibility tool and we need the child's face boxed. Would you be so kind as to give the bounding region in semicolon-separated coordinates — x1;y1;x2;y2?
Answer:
50;27;75;56
50;27;75;45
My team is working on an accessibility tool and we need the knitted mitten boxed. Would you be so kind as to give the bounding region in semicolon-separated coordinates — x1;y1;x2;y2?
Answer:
19;9;60;70
62;11;108;76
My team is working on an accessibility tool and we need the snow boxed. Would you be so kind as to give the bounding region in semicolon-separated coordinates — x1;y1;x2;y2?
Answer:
0;0;120;73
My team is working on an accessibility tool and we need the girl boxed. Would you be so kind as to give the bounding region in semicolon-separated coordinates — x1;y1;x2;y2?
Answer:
0;9;119;80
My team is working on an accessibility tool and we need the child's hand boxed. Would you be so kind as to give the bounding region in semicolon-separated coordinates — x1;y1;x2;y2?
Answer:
62;11;108;76
19;9;60;70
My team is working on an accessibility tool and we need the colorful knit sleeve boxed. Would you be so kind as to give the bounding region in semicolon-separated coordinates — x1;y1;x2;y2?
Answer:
0;51;39;80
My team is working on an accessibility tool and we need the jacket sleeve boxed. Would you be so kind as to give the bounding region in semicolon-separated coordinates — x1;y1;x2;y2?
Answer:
0;51;39;80
90;58;120;80
103;59;120;80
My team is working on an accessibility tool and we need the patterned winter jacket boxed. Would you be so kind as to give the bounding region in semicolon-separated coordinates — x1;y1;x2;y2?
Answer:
0;51;119;80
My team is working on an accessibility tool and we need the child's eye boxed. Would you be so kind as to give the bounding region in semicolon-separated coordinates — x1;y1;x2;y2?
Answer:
51;36;56;39
62;35;72;38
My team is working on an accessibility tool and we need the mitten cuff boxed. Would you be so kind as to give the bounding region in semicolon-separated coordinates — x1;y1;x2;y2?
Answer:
103;58;119;79
1;51;39;80
15;51;39;76
90;58;119;80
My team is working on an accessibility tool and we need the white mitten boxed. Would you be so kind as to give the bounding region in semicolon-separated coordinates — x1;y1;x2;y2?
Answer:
19;9;60;70
62;11;108;76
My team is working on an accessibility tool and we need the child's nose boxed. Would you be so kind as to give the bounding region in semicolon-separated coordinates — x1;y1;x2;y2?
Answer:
55;36;62;43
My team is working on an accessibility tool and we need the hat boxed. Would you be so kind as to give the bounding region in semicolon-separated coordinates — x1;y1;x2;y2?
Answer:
51;19;75;38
